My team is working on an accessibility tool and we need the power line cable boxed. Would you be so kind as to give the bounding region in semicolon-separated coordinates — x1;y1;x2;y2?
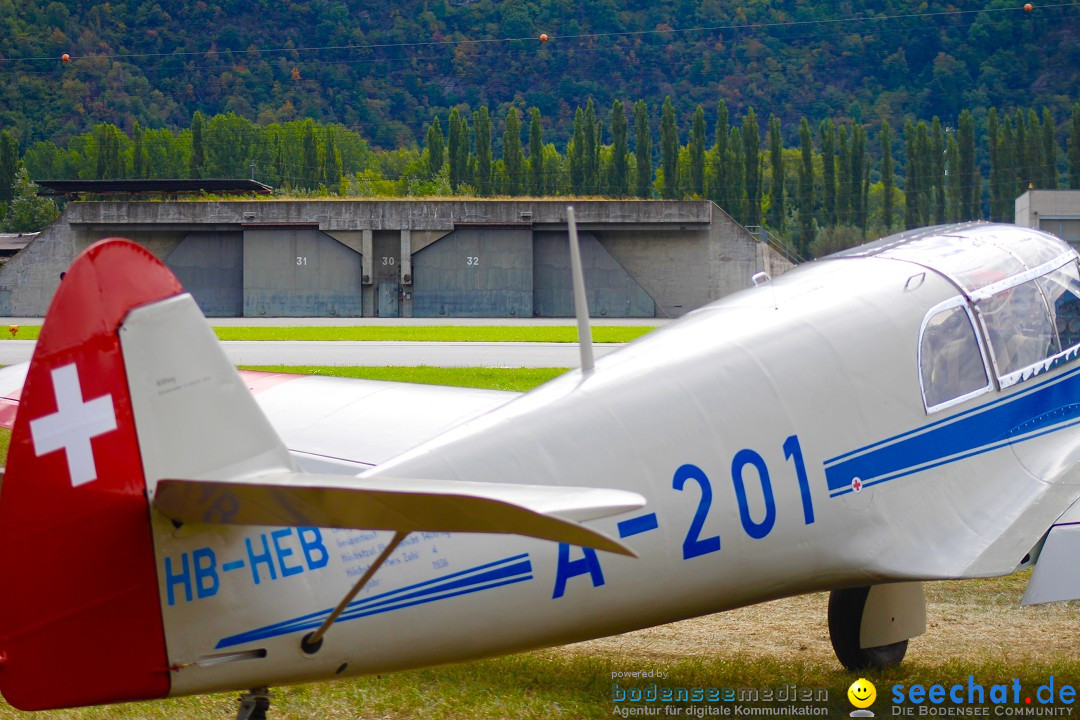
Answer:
2;3;1074;64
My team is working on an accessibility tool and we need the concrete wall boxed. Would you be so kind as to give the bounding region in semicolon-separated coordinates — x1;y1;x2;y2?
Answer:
243;228;363;317
0;217;75;316
413;227;534;318
0;200;794;317
371;230;401;317
165;232;243;317
59;199;714;232
533;231;654;318
1015;190;1080;247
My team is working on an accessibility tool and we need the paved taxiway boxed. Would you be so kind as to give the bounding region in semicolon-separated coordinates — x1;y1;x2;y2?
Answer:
0;340;626;368
0;317;663;367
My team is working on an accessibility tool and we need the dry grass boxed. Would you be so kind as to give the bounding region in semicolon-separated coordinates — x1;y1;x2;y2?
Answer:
565;573;1080;667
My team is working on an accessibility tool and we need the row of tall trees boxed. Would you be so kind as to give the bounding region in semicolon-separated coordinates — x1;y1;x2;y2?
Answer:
22;115;373;192
420;100;1080;257
10;103;1080;256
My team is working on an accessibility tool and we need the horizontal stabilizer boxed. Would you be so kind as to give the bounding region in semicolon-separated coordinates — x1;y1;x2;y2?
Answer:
154;474;644;557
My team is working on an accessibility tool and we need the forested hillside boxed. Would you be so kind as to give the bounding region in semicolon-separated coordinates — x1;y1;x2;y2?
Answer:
0;1;1077;253
1;0;1076;147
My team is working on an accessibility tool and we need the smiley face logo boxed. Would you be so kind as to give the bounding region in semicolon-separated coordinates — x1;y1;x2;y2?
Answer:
848;678;877;709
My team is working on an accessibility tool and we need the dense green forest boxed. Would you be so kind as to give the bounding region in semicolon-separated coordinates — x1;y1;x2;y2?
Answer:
1;0;1076;147
0;1;1077;253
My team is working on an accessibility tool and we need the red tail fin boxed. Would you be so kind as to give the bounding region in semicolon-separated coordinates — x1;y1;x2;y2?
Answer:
0;240;182;710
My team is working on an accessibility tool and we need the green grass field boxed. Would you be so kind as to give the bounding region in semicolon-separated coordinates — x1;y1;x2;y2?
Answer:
3;653;1079;719
0;325;654;343
0;365;1077;718
240;365;568;391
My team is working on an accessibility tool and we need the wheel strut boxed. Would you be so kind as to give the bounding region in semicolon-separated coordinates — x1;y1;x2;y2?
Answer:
237;687;271;720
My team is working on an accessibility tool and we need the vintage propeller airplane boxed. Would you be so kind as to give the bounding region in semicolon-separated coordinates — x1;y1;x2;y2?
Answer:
1;217;1079;718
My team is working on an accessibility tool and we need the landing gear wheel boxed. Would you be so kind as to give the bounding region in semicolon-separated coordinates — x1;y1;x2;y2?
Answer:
828;587;908;671
237;687;271;720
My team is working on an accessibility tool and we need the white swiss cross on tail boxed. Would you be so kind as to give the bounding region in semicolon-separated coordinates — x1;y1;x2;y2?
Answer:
29;364;118;487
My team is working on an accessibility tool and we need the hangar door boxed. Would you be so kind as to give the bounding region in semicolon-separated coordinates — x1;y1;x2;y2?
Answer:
165;232;244;317
412;227;533;317
243;228;363;317
533;231;655;317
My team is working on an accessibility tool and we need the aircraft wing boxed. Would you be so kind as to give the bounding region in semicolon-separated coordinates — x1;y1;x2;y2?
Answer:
0;362;25;429
0;363;519;469
241;371;518;469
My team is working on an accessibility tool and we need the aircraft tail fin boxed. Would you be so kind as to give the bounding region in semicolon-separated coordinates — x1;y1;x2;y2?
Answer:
0;240;641;710
115;265;638;556
0;240;179;710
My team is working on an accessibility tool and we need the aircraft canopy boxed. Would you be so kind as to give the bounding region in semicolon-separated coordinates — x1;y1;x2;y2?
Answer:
832;222;1076;298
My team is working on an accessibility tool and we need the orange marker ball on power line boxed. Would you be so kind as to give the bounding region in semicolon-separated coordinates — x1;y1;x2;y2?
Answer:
61;53;70;62
1024;3;1032;10
539;33;548;43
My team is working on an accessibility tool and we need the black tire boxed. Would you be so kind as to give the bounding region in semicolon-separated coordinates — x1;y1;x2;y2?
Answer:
828;586;908;671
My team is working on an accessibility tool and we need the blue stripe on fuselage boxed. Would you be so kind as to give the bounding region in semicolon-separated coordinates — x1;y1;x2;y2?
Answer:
216;553;533;648
825;365;1080;497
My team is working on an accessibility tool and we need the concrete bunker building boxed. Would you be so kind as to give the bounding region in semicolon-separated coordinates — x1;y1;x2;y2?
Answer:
0;199;794;318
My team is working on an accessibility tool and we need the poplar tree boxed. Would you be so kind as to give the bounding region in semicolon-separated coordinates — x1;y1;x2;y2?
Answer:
594;117;603;194
425;116;444;179
583;98;598;194
610;100;629;197
1000;117;1017;208
797;117;814;258
1071;104;1080;189
301;120;318;189
570;107;585;195
448;108;465;192
133;121;145;179
323;126;341;189
94;124;124;179
881;119;895;231
502;107;524;196
529;108;543;196
273;136;285;187
904;121;919;229
946;135;961;221
958;109;976;219
1027;108;1042;188
633;100;652;199
742;107;761;226
457;112;471;189
820;120;836;227
931;117;945;225
474;106;492;196
915;121;932;226
836;125;851;225
767;114;784;231
711;100;730;209
851;124;868;233
689;105;705;198
1015;109;1029;192
1042;108;1057;189
988;109;1002;221
190;111;206;179
660;96;678;199
729;127;746;222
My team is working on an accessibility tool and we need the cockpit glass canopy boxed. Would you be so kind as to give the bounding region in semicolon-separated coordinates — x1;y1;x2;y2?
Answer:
831;222;1074;295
